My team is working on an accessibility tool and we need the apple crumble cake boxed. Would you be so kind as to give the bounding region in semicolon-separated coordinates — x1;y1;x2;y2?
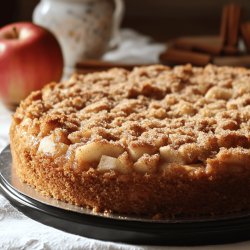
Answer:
10;64;250;218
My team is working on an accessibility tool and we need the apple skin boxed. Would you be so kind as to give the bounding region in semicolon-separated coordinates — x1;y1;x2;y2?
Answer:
0;22;63;106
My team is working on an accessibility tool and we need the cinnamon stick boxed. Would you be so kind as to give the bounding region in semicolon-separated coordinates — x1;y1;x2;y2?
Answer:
76;60;146;73
214;55;250;67
241;22;250;52
220;5;229;45
160;48;211;66
174;36;223;55
228;4;241;47
220;4;241;48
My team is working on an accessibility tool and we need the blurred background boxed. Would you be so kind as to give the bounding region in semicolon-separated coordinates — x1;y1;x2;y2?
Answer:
1;0;250;108
2;0;250;42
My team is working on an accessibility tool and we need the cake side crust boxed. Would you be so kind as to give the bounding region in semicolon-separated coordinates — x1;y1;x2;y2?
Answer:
10;121;250;218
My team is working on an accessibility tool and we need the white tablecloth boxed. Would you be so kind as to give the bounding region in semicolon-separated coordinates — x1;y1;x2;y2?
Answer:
1;29;250;250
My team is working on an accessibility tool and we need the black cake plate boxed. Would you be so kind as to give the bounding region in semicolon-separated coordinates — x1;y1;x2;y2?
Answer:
1;145;250;245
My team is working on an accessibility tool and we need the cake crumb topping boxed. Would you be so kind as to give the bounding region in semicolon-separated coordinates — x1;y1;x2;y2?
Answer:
14;64;250;173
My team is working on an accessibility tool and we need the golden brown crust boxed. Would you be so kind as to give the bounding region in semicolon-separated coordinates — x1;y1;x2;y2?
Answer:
10;64;250;218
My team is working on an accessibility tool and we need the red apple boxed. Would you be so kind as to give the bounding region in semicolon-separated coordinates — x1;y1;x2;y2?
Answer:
0;22;63;107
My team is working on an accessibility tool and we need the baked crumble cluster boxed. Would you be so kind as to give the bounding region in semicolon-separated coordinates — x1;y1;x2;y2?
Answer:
10;64;250;218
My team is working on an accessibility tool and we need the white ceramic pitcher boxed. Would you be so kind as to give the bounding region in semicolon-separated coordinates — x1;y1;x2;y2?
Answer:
33;0;124;68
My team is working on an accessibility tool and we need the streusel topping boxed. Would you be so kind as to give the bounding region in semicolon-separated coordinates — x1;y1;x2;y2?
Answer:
14;64;250;174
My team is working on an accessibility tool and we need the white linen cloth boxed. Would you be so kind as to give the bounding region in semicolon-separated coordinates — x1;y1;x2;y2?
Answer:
0;29;250;250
